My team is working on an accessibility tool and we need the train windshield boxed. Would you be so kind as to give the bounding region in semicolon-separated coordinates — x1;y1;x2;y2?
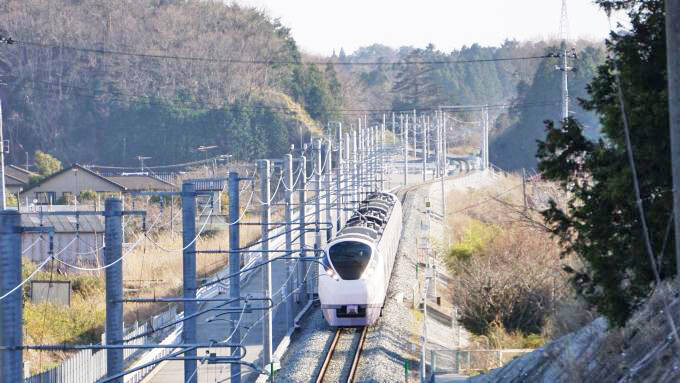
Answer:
328;242;372;280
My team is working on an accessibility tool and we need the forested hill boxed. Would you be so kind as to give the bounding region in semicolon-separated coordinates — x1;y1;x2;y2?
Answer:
0;0;605;168
490;45;606;170
0;0;342;165
333;41;605;168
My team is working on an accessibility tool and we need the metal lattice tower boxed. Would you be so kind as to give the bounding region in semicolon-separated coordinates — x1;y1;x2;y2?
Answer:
556;0;575;121
559;0;570;43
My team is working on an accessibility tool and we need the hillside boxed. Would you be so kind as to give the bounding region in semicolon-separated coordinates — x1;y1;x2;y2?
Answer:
468;279;680;383
490;44;606;170
0;0;337;165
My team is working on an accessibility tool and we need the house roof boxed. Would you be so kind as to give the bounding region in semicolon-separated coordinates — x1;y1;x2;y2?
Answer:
5;165;38;184
107;175;176;191
5;173;25;186
21;212;105;233
20;163;127;195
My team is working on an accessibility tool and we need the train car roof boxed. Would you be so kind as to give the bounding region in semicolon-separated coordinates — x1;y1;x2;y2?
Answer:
334;192;398;243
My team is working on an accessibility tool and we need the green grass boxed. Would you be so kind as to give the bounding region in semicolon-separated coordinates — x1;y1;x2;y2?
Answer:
447;220;498;265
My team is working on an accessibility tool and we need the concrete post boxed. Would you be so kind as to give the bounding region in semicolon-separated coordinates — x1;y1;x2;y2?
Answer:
181;182;198;383
0;210;22;383
104;199;123;383
298;156;307;303
228;172;241;383
284;154;295;332
258;160;273;371
666;0;680;275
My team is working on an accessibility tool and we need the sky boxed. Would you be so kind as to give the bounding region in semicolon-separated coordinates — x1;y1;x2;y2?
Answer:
233;0;628;56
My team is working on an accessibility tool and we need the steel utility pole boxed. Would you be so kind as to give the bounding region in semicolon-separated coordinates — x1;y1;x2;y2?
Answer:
104;199;124;383
0;99;7;210
181;182;198;383
0;210;21;382
336;123;344;230
324;139;333;241
284;154;295;332
313;140;322;294
228;172;241;383
352;131;359;208
422;115;427;182
298;155;308;303
667;0;680;275
402;114;407;186
258;160;273;373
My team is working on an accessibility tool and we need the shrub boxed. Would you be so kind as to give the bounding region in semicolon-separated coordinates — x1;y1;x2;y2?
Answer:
34;151;62;177
447;222;568;336
79;189;96;201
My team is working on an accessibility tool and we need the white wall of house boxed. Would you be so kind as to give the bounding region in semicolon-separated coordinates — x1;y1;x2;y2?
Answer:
21;169;123;204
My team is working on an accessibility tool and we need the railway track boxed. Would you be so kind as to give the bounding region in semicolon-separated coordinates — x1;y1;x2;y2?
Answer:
316;326;368;383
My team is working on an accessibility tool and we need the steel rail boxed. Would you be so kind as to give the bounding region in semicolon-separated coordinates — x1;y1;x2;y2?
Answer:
315;326;367;383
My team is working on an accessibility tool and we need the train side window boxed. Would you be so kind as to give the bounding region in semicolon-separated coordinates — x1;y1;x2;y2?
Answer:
328;242;372;280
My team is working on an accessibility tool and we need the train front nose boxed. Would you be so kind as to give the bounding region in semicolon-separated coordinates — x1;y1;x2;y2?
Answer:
319;241;380;326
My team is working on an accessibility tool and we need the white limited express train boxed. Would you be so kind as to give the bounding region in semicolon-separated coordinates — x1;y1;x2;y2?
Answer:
318;192;403;326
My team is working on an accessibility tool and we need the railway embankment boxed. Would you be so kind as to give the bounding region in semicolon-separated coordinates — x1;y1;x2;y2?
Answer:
468;278;680;382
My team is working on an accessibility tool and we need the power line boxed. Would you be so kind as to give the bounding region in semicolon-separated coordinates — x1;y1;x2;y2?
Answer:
9;38;555;66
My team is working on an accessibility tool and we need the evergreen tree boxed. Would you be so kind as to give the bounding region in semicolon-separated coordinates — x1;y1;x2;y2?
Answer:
536;0;672;325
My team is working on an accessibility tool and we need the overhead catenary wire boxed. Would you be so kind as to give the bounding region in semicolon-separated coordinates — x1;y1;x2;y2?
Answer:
144;205;214;253
0;235;79;302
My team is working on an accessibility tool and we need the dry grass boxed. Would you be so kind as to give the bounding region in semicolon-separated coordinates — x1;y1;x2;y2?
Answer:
443;172;589;347
22;188;288;374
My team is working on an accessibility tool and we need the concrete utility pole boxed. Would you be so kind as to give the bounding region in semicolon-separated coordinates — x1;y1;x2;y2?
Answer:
0;210;22;383
181;183;198;383
228;172;241;383
0;99;7;210
667;0;680;276
258;160;273;372
104;199;124;383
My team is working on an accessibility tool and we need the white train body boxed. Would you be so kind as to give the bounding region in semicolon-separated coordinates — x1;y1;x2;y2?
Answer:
318;192;403;326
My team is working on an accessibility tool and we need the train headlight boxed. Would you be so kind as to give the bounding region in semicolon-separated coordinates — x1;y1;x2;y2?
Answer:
326;268;340;281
